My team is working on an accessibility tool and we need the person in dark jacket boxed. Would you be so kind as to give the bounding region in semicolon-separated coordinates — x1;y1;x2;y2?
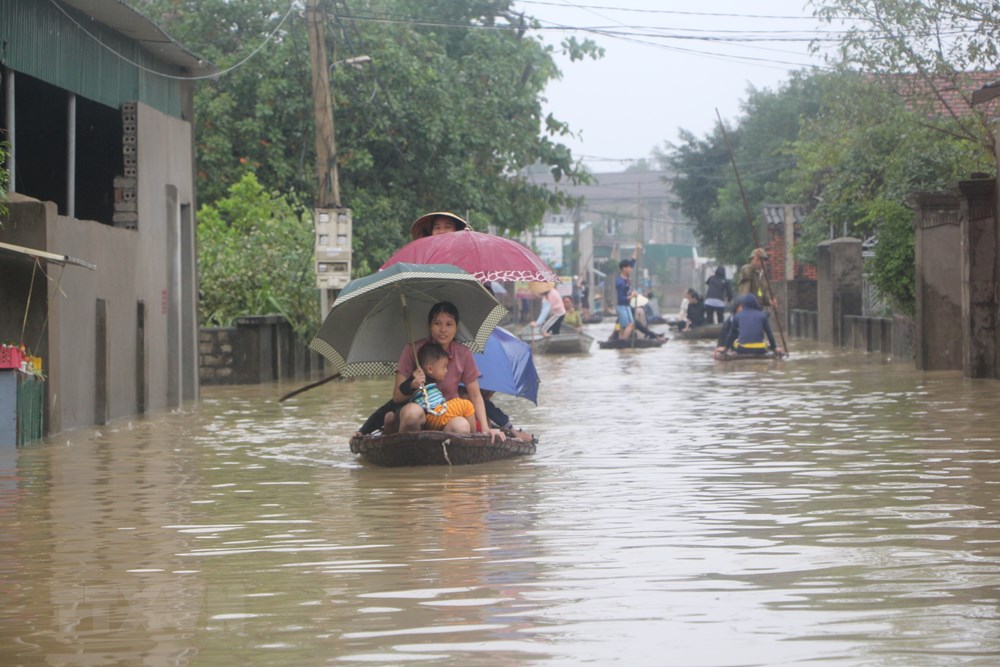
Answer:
712;299;743;358
718;294;782;356
677;288;706;331
704;266;733;324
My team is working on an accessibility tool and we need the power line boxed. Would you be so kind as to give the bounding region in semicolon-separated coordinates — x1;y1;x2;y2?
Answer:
47;0;297;81
516;1;844;21
335;12;828;70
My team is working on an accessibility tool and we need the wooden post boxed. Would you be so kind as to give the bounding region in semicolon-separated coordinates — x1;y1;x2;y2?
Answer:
784;204;795;281
306;0;339;209
306;0;339;317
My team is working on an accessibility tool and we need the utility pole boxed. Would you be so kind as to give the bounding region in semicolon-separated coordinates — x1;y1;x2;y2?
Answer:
307;0;338;209
306;0;351;319
635;180;643;290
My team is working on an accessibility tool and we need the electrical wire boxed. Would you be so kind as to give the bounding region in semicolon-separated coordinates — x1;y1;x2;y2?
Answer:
46;0;297;81
515;1;846;21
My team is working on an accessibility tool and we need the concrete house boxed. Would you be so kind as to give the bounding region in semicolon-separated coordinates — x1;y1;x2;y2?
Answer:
526;170;698;310
0;0;213;434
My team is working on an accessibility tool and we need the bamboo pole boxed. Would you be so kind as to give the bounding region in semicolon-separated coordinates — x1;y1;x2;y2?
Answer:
715;108;789;355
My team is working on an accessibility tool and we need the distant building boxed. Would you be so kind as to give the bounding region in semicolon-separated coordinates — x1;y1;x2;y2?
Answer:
525;170;698;309
0;0;214;434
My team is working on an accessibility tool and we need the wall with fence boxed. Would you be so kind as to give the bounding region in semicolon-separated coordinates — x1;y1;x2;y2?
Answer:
789;308;913;361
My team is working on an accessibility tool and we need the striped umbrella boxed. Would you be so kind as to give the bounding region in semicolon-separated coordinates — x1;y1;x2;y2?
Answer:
309;263;507;377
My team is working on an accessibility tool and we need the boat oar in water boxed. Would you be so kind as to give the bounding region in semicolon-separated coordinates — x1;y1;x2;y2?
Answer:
278;373;340;402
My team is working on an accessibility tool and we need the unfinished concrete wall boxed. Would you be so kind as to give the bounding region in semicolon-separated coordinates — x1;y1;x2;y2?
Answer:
2;197;140;432
0;102;199;435
816;238;863;347
957;179;998;378
910;191;963;371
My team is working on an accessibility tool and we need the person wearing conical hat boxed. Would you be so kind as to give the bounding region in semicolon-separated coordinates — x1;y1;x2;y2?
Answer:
410;211;471;240
530;283;566;336
356;210;534;443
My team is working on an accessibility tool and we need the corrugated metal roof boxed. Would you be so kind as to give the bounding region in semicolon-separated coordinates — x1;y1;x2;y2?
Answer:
58;0;215;75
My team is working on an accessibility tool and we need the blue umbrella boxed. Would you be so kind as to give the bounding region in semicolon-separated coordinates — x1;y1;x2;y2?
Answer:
473;327;540;405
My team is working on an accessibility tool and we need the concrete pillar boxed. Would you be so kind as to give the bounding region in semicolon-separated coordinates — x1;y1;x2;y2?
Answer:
956;178;998;378
816;237;863;346
909;191;963;371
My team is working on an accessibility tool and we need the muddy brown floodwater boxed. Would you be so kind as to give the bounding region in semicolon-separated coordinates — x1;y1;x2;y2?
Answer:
4;324;1000;666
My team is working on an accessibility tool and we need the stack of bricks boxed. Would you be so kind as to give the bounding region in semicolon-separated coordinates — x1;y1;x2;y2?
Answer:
113;102;138;229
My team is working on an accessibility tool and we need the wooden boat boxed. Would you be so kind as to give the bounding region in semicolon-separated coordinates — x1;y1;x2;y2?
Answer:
713;350;783;361
598;336;668;350
520;330;594;354
675;323;724;341
349;430;536;467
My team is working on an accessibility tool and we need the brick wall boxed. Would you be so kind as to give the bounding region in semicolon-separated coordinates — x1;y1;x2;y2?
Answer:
765;222;817;282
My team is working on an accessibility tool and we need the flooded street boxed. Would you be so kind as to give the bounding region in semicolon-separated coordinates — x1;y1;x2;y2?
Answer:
5;324;1000;665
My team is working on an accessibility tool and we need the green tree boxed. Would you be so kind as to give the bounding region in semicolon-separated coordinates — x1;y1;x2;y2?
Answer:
659;71;829;264
812;0;995;156
135;0;598;275
788;74;991;314
197;173;319;337
806;0;1000;314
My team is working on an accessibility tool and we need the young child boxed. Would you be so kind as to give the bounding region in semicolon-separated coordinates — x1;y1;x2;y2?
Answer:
399;343;477;432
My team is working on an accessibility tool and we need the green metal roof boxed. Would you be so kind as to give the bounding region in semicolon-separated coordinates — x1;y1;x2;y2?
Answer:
645;243;697;261
1;0;214;116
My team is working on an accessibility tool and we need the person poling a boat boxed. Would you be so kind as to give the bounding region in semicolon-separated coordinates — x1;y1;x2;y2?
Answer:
383;301;505;442
715;294;784;358
529;284;565;337
615;258;638;340
738;248;775;309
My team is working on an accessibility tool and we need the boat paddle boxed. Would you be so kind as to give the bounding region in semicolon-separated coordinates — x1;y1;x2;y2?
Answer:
278;373;341;402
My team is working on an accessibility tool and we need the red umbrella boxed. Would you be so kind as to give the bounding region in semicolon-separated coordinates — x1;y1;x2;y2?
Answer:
381;231;559;284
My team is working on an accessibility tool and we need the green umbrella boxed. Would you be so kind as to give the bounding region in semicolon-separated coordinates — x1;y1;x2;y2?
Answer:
309;263;508;377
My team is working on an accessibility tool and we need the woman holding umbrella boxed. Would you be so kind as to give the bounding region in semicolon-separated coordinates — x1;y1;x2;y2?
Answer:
384;301;505;442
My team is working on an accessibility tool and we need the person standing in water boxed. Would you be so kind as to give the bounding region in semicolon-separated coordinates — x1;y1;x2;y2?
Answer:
704;266;733;324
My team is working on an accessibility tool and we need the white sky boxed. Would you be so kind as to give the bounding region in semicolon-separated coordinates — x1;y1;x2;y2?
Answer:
512;0;838;172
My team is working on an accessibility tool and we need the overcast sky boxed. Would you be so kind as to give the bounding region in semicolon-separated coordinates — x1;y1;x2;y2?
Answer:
511;0;839;173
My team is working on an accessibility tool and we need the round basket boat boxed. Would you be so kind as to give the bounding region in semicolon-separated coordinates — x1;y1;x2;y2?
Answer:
349;430;536;467
597;337;667;350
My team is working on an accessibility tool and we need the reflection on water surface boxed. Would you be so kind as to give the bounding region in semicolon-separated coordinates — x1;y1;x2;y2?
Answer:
4;330;1000;665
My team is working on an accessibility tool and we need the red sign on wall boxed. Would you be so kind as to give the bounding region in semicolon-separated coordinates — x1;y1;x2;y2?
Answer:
161;289;168;315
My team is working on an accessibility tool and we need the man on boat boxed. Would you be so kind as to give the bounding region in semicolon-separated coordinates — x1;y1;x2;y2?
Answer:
615;259;638;340
737;248;774;309
717;294;783;357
